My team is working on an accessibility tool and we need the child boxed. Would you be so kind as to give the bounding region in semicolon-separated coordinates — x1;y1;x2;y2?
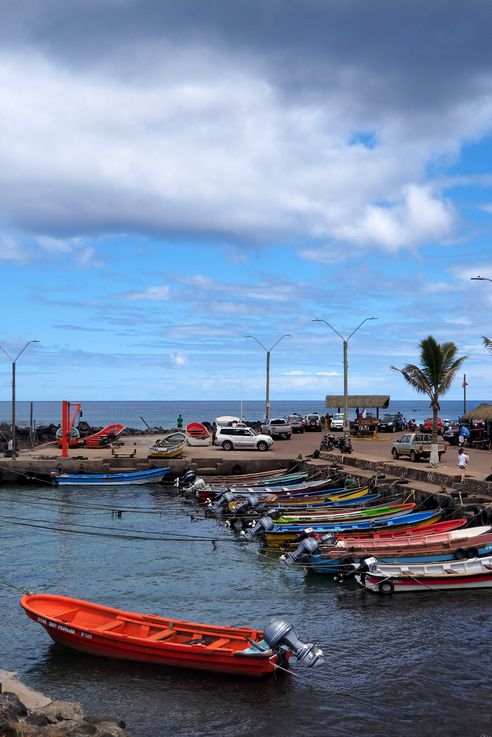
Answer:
457;447;469;483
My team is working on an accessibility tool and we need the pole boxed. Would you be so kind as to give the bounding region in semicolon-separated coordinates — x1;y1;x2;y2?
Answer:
265;351;271;420
11;361;16;458
343;339;349;436
463;373;467;415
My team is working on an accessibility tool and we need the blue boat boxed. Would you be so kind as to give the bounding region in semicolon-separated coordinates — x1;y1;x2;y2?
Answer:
55;467;170;486
266;510;440;535
307;541;492;574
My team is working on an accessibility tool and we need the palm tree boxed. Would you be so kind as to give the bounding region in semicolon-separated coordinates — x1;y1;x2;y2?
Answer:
392;336;467;466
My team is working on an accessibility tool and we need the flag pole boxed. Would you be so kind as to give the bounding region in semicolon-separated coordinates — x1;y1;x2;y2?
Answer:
463;374;467;415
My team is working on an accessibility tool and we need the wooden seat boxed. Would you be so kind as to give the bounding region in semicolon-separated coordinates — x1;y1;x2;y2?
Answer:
95;621;125;632
206;638;230;649
147;629;175;641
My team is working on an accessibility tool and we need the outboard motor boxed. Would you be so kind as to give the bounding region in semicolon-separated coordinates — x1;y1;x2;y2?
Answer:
264;618;324;668
232;494;260;516
210;490;239;513
240;516;275;541
318;532;337;546
280;536;319;566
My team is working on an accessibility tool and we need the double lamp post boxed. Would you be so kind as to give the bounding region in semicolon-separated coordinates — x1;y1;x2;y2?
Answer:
245;334;292;421
0;340;39;456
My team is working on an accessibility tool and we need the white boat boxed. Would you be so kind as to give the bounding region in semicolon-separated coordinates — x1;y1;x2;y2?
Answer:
186;422;211;446
215;416;243;428
357;554;492;593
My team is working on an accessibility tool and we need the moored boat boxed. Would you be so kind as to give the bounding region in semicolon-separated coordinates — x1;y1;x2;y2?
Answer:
356;554;492;592
55;467;169;486
20;594;324;677
148;432;187;459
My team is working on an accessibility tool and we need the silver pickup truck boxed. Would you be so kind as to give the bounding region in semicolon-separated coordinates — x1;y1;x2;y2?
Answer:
260;418;292;439
391;433;446;462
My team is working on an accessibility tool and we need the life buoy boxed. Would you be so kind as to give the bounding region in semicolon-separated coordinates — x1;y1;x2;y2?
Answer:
378;580;394;594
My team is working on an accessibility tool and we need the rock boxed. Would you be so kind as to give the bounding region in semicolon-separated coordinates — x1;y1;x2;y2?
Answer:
37;699;85;724
0;693;28;725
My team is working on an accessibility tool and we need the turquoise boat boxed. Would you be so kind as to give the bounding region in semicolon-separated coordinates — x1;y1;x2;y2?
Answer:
55;467;170;486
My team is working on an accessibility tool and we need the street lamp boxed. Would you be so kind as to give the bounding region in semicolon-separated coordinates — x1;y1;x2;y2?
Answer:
470;275;492;282
313;317;377;437
0;340;40;457
245;334;292;420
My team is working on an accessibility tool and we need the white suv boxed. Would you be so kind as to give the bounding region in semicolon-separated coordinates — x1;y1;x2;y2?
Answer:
330;413;345;431
213;426;273;452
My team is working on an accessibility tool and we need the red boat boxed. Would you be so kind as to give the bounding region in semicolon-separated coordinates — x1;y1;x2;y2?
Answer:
320;518;468;540
83;424;125;448
20;594;323;678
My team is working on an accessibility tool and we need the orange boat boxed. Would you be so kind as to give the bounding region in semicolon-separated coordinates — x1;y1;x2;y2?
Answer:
83;423;125;448
20;594;323;678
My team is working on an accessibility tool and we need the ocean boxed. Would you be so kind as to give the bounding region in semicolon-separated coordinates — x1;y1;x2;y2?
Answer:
0;398;487;430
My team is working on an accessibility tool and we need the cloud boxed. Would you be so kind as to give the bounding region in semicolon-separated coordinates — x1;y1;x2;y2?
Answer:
0;235;26;262
125;285;171;301
1;1;492;253
170;351;187;367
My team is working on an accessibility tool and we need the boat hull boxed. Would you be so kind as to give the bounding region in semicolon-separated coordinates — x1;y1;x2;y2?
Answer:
362;571;492;592
20;594;282;678
56;468;169;486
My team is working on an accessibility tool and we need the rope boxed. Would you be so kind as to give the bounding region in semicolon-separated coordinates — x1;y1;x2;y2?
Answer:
0;576;31;595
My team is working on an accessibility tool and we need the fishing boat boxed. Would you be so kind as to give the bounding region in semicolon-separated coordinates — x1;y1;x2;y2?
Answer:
275;502;416;525
356;555;492;593
20;594;324;677
281;529;492;573
148;432;187;459
83;423;125;448
55;427;81;448
186;422;211;447
54;467;170;486
326;525;491;551
244;510;442;548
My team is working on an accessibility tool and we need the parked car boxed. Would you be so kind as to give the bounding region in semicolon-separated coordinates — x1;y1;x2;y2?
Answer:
260;418;292;439
304;413;322;432
287;414;305;433
420;417;443;434
443;423;460;445
378;412;406;433
329;413;345;431
213;426;273;452
391;433;446;462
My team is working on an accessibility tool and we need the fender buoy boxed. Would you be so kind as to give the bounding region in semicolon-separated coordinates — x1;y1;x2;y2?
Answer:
378;580;394;594
454;548;466;560
465;547;479;559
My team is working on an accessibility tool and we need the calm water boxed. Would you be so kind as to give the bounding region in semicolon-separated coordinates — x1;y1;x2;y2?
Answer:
1;483;491;737
0;399;487;430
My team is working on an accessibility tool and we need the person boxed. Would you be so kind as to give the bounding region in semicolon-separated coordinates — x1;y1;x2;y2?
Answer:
457;447;469;484
458;424;470;447
177;414;183;430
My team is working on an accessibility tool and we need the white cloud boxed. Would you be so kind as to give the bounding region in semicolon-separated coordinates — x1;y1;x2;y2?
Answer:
0;235;26;262
170;351;187;367
125;285;171;301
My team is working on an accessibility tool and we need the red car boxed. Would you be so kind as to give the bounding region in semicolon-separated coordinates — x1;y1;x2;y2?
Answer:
421;417;443;434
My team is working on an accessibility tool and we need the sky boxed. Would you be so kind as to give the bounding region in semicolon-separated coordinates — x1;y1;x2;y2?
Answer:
1;0;492;402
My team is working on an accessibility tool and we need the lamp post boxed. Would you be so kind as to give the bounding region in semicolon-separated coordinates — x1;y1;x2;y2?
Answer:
313;317;377;437
245;334;292;420
470;275;492;283
0;340;40;458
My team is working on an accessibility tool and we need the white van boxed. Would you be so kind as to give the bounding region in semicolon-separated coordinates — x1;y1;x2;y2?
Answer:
330;413;345;431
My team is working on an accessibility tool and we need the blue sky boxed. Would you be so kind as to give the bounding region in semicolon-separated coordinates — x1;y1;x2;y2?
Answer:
1;0;492;402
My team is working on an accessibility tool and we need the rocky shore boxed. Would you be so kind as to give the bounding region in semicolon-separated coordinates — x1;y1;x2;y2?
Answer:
0;670;131;737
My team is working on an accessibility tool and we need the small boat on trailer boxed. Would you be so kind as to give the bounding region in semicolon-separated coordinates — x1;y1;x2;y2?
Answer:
148;432;187;459
54;467;169;486
186;422;211;447
84;423;125;448
356;554;492;593
20;594;324;678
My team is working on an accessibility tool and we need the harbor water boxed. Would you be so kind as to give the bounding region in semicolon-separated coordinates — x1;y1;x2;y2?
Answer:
1;482;491;737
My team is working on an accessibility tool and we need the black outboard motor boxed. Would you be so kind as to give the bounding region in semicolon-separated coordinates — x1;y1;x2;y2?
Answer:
232;494;260;515
280;536;319;566
210;490;239;513
263;618;324;668
240;516;275;541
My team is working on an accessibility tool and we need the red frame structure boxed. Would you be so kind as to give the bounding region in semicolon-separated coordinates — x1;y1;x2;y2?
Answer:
61;401;82;458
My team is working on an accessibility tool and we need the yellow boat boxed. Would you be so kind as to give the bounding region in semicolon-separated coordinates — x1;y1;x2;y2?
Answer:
148;432;187;459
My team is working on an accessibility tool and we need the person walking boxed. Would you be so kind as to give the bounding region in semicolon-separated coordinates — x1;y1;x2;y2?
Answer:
177;414;183;430
457;447;470;483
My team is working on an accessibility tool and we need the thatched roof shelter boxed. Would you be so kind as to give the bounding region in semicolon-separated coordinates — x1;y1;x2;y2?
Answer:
325;395;390;410
462;403;492;422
